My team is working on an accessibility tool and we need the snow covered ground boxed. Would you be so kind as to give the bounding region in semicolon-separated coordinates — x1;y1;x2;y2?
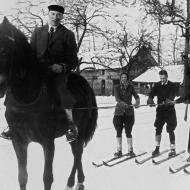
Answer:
0;95;190;190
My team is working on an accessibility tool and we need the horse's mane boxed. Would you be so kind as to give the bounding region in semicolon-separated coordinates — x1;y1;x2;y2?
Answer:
1;18;98;147
0;18;41;104
0;17;38;80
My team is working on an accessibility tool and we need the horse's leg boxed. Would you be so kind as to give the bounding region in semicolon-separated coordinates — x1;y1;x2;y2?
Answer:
42;141;55;190
66;141;85;190
12;139;28;190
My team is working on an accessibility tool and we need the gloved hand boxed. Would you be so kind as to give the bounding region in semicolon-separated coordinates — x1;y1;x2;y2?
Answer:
164;98;175;105
134;99;140;108
147;97;155;107
59;63;68;73
49;64;63;73
118;102;128;108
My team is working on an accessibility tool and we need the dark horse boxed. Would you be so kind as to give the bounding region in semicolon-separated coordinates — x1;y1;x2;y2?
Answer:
0;17;98;190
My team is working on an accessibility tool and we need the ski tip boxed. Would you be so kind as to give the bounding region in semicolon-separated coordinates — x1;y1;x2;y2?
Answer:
135;159;142;164
102;161;110;167
92;162;101;167
169;167;176;174
92;162;97;166
152;159;158;165
184;168;190;174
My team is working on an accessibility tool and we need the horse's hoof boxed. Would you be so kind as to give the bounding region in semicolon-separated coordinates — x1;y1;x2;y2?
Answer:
75;183;85;190
65;186;73;190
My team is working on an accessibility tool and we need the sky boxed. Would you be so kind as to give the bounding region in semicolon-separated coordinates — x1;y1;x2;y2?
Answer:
0;0;17;12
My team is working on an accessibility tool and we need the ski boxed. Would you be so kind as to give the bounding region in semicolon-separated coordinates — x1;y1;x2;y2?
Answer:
135;149;169;165
169;162;190;174
103;152;147;167
152;150;185;165
92;153;130;167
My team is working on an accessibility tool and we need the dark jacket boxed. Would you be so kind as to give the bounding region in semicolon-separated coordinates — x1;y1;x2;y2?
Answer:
114;83;140;116
30;24;78;71
148;81;176;113
175;93;190;104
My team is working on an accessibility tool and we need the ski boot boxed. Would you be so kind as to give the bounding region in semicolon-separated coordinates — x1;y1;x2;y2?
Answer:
186;156;190;162
152;146;160;157
128;150;136;157
168;149;176;157
114;150;122;158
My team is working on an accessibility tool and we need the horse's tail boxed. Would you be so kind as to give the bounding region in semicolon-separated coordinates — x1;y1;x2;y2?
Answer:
68;73;98;146
82;87;98;146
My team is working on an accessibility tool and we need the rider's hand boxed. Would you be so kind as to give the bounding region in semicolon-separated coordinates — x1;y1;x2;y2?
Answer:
164;98;175;105
59;63;67;73
147;97;155;107
118;102;128;108
49;64;63;73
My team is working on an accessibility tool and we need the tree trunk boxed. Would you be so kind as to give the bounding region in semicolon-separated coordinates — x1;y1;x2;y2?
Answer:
157;19;162;65
184;0;190;97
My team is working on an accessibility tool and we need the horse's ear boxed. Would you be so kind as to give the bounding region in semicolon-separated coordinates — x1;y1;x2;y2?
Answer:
2;17;10;25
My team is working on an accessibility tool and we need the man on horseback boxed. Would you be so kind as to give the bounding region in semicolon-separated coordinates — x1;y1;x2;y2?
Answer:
1;0;79;142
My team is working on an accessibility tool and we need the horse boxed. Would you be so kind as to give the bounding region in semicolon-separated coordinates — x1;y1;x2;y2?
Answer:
0;17;98;190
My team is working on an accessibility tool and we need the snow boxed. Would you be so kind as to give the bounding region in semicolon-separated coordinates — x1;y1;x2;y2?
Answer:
0;95;190;190
133;65;184;83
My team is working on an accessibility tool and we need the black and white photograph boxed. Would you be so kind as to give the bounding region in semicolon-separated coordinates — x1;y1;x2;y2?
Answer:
0;0;190;190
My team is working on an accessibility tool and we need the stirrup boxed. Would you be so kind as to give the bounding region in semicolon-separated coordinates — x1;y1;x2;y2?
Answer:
66;128;78;142
0;131;12;140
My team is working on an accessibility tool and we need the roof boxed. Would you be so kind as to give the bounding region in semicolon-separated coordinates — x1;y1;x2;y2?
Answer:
133;65;184;83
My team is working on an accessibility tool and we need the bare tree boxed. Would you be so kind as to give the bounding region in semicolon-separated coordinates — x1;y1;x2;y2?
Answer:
139;0;190;95
7;0;46;38
85;18;156;78
168;26;183;65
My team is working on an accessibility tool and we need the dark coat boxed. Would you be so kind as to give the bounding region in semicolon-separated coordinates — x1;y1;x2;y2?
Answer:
30;24;78;71
114;83;140;116
175;93;190;103
148;81;176;113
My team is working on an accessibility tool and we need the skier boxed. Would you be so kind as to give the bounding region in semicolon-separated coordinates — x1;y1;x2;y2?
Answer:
113;72;140;158
147;69;177;157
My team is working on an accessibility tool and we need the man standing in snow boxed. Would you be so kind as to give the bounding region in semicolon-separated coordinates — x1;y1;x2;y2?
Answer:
147;69;177;157
113;72;140;158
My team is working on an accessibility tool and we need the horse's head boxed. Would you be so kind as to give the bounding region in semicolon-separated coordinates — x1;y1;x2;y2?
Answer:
0;17;16;97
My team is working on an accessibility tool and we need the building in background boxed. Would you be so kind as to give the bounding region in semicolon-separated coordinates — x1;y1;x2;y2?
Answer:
80;46;158;96
132;65;184;96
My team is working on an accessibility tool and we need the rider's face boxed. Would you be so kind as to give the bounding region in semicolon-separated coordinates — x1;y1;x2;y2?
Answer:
48;10;63;27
